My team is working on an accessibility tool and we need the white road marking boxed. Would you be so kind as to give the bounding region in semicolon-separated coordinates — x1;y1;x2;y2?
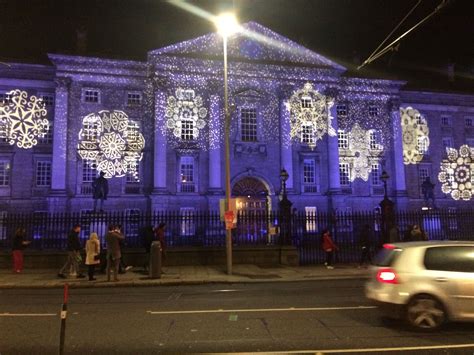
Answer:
226;343;474;354
147;305;376;315
0;313;57;317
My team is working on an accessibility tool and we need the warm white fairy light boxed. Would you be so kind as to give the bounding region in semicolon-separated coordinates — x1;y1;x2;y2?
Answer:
400;106;430;165
0;89;49;149
77;110;145;179
438;145;474;201
286;82;336;149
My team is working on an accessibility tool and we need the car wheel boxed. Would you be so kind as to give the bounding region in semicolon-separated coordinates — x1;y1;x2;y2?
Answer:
406;295;446;331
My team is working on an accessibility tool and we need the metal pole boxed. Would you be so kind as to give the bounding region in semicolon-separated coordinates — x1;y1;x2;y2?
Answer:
223;35;232;275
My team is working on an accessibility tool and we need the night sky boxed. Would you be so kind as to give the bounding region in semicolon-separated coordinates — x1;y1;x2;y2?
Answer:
1;0;473;78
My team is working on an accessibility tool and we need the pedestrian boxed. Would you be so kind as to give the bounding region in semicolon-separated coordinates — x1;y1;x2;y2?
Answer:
388;225;401;243
106;224;125;282
85;232;100;281
358;224;372;268
403;224;414;242
410;224;427;241
140;225;155;272
154;223;167;267
12;227;31;273
321;228;338;269
58;224;85;279
116;225;132;274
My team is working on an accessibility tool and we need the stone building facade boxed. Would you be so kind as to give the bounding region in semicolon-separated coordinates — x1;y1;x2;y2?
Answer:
0;22;473;216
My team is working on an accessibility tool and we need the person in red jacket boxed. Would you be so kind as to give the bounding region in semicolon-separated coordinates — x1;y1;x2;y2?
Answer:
321;229;338;269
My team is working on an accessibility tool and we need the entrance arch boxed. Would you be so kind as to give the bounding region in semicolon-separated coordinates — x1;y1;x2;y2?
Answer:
232;177;270;213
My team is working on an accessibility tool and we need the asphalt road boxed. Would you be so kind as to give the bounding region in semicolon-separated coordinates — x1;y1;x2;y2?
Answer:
1;280;474;354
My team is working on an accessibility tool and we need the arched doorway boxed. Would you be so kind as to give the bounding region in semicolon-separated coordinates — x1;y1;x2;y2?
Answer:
232;177;272;243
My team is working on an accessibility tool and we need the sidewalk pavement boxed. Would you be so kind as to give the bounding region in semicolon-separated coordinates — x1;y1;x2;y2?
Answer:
0;264;370;289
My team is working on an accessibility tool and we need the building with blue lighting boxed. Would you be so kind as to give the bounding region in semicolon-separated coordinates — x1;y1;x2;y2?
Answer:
1;22;473;217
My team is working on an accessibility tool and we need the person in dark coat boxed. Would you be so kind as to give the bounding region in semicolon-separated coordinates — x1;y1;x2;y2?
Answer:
154;223;167;266
92;171;108;212
358;224;372;268
12;227;30;273
58;224;85;278
140;225;155;272
106;224;125;282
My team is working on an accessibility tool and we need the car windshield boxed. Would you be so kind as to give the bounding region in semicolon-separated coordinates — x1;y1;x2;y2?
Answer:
373;247;402;266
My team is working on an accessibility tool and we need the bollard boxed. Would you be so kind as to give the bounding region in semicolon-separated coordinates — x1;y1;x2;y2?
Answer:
59;283;69;355
149;240;162;279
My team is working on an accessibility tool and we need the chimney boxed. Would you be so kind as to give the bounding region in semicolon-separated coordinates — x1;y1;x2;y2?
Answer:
76;26;87;55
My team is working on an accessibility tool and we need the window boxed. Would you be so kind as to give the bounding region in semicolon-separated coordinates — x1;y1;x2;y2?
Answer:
368;106;378;117
336;104;347;117
465;117;473;127
179;156;195;193
369;130;383;150
181;118;194;141
38;122;53;144
82;89;100;103
241;108;257;142
301;124;315;146
0;160;10;186
0;121;9;143
180;207;196;236
339;163;351;186
302;158;318;193
338;130;349;149
82;120;100;141
419;167;430;189
424;246;474;272
371;164;381;185
441;116;452;126
442;137;454;150
0;92;12;105
417;136;429;154
36;161;51;187
305;206;317;233
82;161;97;183
39;93;54;107
127;92;142;105
126;163;140;183
301;96;313;108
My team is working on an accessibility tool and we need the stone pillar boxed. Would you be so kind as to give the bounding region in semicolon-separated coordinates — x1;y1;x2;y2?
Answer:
48;77;70;212
279;98;293;190
327;100;341;193
208;94;223;192
153;89;168;194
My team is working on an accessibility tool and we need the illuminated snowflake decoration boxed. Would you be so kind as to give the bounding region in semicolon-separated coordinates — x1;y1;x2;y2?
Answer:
340;123;383;181
400;107;430;165
0;90;49;149
438;145;474;201
286;83;336;149
77;110;145;179
165;88;208;139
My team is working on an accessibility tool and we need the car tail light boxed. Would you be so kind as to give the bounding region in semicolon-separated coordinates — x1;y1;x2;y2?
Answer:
376;268;399;284
383;243;396;250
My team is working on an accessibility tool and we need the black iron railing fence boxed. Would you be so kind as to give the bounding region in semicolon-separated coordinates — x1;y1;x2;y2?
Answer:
1;209;473;262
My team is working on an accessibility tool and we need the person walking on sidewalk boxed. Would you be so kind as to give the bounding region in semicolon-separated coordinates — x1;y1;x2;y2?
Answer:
85;232;100;281
321;229;338;269
358;224;372;268
106;224;124;282
58;224;85;279
154;223;167;267
12;227;31;273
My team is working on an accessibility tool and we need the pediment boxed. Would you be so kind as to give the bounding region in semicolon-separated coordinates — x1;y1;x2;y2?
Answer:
150;22;345;71
234;88;265;99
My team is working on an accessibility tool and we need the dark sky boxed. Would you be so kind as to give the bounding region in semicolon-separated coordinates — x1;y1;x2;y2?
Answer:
1;0;473;75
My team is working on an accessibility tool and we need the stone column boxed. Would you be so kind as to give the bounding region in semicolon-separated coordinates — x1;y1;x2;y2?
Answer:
279;97;293;190
48;77;70;211
153;88;168;194
327;100;341;192
391;104;407;196
208;94;223;192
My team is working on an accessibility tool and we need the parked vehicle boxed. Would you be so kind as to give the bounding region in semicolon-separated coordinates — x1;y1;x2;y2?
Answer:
365;241;474;330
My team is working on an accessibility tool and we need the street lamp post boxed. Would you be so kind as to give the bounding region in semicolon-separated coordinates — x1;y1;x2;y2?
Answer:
380;170;395;244
279;169;292;245
215;13;239;275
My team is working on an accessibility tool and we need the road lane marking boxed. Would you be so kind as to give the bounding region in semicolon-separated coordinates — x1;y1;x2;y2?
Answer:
0;313;57;317
147;305;376;315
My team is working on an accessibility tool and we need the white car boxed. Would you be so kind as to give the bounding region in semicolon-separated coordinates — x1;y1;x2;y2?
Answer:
365;241;474;330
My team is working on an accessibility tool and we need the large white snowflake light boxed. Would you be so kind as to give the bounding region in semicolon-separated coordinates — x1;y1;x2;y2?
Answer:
438;145;474;201
0;90;49;149
165;88;208;139
400;107;430;164
340;123;383;181
77;110;145;179
286;83;336;149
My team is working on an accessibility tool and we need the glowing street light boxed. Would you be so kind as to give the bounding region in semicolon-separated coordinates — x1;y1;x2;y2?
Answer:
214;12;239;275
